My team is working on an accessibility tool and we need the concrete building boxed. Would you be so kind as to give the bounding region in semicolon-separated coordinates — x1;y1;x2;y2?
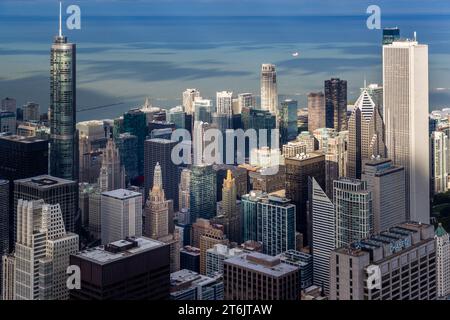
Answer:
435;223;450;299
362;159;406;233
1;255;15;300
22;102;40;122
180;246;201;273
206;244;244;277
383;39;430;223
170;269;224;300
223;252;299;300
98;139;125;192
70;237;170;300
260;64;278;114
100;189;142;244
334;178;373;248
11;200;78;300
182;89;201;115
431;131;448;194
307;92;326;133
330;222;437;300
278;250;313;290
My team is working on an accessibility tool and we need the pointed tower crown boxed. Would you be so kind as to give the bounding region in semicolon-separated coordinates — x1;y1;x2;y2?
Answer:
153;163;163;189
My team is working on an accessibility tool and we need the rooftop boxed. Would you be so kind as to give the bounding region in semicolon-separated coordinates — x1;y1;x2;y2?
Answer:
15;175;75;187
74;237;165;265
225;252;298;277
101;188;142;200
0;134;46;143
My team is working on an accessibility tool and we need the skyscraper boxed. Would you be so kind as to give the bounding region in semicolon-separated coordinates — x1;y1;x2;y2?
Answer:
122;108;148;176
144;138;179;209
145;163;169;239
237;93;256;114
1;97;16;113
190;164;217;221
14;175;78;237
70;237;170;300
50;5;77;181
100;189;142;244
307;92;326;133
285;151;325;242
115;132;139;183
183;89;201;115
22;102;40;122
435;223;450;299
199;223;228;275
216;91;233;117
330;222;436;300
260;64;278;114
194;98;213;124
334;178;373;248
218;170;240;243
362;158;406;233
98;139;125;192
324;78;347;132
309;177;335;294
383;39;430;223
280;99;298;143
382;27;400;45
223;252;299;300
431;131;448;194
12;199;79;300
0;180;8;257
347;86;386;179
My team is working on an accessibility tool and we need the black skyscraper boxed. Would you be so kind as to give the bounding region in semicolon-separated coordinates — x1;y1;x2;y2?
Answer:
324;78;347;132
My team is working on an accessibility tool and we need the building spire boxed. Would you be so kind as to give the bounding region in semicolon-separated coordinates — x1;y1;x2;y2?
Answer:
59;2;63;37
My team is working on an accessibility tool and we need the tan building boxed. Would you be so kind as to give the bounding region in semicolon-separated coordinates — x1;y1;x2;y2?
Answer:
199;224;228;275
307;92;325;133
223;252;299;300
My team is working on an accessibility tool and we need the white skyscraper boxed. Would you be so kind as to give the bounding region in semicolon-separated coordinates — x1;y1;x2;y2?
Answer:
12;199;79;300
260;64;278;114
101;189;142;244
383;39;430;223
435;223;450;299
237;93;256;114
183;89;201;115
310;177;335;294
216;91;233;116
431;131;448;194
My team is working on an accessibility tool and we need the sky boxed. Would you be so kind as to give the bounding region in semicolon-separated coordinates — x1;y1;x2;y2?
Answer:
1;0;450;121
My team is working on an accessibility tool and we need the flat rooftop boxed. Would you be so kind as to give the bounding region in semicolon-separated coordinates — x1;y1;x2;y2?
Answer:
170;269;217;289
0;134;46;143
74;237;166;265
225;252;298;277
101;188;142;200
14;175;75;187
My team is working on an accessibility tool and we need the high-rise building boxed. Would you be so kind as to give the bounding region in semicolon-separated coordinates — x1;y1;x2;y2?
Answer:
170;269;224;300
285;151;325;241
0;180;8;256
309;177;335;293
50;7;77;181
167;106;186;130
1;97;16;113
122;108;148;176
70;237;170;300
144;138;179;208
178;168;191;214
190;164;217;221
237;93;256;114
12;199;79;300
206;244;244;277
144;163;169;239
323;130;348;198
22;102;40;122
347;86;386;179
365;83;384;119
324;78;347;132
241;190;261;243
115;132;139;183
216;91;233;117
435;223;450;299
330;222;436;300
218;170;240;243
180;246;201;273
334;178;373;248
0;112;16;134
257;194;296;256
100;189;142;244
183;89;201;115
13;175;78;238
383;39;430;223
1;254;15;300
362;159;406;233
280;99;298;143
224;252;299;300
194;98;213;124
307;92;326;133
98;139;125;192
382;27;400;45
431;131;448;194
196;221;228;275
260;64;278;114
278;250;313;291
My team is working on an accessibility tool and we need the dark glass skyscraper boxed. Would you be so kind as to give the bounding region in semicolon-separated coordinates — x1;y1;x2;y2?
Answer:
50;9;78;181
324;78;347;132
123;109;148;176
382;27;400;45
189;164;217;222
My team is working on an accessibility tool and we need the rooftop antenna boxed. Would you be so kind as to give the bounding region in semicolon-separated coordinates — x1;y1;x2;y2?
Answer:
59;2;63;37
